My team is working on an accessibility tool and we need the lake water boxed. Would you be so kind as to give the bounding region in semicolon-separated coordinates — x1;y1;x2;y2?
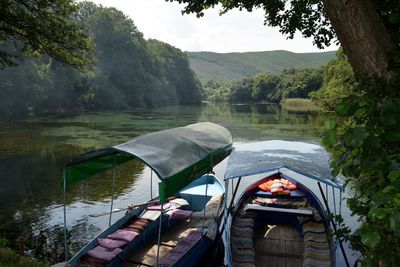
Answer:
0;103;358;265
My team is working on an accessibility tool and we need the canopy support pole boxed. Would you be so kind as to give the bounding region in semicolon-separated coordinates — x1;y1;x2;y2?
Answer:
223;179;230;266
325;184;329;203
332;187;338;262
109;154;116;226
317;182;350;267
339;189;343;217
231;179;234;199
63;169;68;261
150;169;153;200
223;179;229;228
222;177;242;265
156;202;163;267
332;187;337;224
229;177;241;211
201;179;209;234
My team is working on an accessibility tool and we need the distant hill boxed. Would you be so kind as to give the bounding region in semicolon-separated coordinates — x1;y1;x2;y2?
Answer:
186;50;336;83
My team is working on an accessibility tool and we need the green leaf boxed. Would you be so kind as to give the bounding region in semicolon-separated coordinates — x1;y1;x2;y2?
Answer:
323;129;337;147
361;231;380;247
389;211;400;232
380;114;397;126
336;101;351;116
385;132;400;143
343;127;368;147
388;170;400;182
393;194;400;206
382;100;400;114
368;207;386;220
324;118;336;130
388;14;400;24
382;185;396;194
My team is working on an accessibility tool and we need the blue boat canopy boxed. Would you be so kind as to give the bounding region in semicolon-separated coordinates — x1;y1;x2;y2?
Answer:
63;122;233;201
224;140;341;188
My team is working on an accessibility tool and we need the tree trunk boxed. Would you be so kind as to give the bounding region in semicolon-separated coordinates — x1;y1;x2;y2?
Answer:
323;0;396;80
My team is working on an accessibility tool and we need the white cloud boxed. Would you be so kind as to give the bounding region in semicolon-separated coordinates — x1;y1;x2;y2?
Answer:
90;0;338;53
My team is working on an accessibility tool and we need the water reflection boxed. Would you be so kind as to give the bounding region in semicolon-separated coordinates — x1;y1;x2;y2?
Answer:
0;103;324;263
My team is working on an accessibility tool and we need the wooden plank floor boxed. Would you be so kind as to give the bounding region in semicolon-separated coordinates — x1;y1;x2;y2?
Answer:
254;224;303;267
122;220;197;267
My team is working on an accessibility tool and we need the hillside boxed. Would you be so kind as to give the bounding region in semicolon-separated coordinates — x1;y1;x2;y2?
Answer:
187;50;336;82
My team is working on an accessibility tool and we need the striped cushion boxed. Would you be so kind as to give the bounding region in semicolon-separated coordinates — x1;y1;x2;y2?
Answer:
304;240;331;250
304;232;328;243
232;217;255;228
232;247;256;264
303;257;332;267
231;236;254;249
231;225;253;238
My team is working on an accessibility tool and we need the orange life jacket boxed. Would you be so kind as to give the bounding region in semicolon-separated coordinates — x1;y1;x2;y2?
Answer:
258;178;297;194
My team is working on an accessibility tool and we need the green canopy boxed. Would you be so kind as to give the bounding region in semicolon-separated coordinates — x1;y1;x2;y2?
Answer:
63;122;233;201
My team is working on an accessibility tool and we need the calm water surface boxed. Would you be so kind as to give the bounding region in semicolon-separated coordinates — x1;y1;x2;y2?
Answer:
0;103;356;264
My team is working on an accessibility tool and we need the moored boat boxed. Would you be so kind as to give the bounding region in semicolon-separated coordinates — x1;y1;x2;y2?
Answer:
59;122;233;267
222;140;349;267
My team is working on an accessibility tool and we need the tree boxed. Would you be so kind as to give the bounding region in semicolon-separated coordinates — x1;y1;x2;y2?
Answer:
310;49;355;110
0;2;203;116
252;73;280;102
168;0;399;80
0;0;92;69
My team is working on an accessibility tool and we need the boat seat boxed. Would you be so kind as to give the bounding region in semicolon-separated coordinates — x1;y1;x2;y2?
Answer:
158;230;202;267
254;190;306;199
244;204;314;216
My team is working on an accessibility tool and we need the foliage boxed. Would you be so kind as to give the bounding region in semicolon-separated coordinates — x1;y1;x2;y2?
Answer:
169;0;335;49
205;68;323;104
310;49;356;110
322;76;400;266
0;2;202;117
188;50;335;83
0;0;92;69
0;238;48;267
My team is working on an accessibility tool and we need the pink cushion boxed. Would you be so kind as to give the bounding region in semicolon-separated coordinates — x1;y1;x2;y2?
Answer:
97;238;127;250
86;245;122;262
108;229;139;242
169;209;193;220
148;202;171;210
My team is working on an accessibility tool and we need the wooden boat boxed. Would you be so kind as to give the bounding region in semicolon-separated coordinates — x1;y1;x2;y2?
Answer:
223;141;348;267
60;122;233;267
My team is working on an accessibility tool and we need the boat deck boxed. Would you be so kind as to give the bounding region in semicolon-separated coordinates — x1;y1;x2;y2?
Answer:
122;194;223;267
254;223;303;267
122;220;196;267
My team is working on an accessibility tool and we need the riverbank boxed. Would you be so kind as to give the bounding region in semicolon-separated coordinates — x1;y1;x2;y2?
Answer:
280;98;320;111
0;246;47;267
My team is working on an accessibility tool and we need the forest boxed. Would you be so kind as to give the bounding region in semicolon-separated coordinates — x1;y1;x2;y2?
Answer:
203;67;324;104
0;2;202;117
202;48;353;113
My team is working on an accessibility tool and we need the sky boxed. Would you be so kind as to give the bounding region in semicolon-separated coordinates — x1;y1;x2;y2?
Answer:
91;0;338;53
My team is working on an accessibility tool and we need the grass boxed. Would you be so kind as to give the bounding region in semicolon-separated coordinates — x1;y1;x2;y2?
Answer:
0;247;48;267
280;98;320;111
0;239;48;267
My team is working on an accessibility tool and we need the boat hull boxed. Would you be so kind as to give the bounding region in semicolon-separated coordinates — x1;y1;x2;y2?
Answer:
226;172;335;267
69;174;225;267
